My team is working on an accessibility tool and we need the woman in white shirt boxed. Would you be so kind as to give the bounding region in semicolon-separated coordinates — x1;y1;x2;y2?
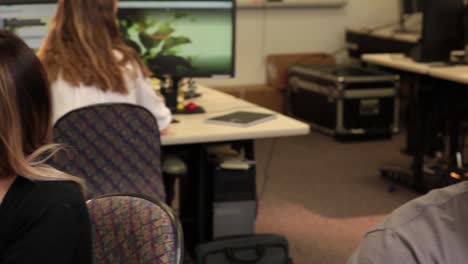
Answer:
38;0;171;133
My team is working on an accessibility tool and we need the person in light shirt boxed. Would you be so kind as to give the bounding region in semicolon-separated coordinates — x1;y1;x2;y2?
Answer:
348;181;468;264
38;0;172;134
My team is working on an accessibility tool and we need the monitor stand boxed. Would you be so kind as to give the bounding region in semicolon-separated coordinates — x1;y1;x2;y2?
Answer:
407;45;451;66
160;76;182;111
407;45;423;62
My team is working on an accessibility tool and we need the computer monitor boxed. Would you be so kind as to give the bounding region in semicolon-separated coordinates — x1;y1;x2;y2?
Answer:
118;0;235;80
414;0;466;62
0;1;57;49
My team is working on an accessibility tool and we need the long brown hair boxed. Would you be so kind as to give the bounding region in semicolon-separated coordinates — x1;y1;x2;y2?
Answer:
0;30;83;187
38;0;151;94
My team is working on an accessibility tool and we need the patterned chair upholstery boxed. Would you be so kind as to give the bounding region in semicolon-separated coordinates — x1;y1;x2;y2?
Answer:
87;195;183;264
52;103;165;201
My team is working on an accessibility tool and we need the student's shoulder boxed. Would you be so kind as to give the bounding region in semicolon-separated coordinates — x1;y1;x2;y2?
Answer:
21;178;86;209
34;179;84;205
374;182;468;231
8;177;87;228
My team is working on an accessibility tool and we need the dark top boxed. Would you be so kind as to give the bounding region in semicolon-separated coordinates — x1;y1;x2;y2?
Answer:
0;176;92;264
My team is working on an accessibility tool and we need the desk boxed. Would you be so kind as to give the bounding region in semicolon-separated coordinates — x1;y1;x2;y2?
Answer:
350;27;420;44
161;86;309;252
363;53;468;81
428;66;468;167
362;53;430;75
346;28;419;59
162;86;309;146
362;53;468;191
429;66;468;85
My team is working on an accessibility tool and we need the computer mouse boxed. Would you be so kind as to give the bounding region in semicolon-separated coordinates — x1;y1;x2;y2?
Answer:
185;102;198;111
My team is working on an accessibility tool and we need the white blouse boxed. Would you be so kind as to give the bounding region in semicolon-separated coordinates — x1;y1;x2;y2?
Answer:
51;62;172;131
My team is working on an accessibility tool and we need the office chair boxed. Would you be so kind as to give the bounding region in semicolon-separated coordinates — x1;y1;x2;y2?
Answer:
87;194;184;264
51;103;166;201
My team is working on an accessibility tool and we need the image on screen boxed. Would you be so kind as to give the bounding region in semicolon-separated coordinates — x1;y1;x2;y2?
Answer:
0;3;56;49
118;1;234;78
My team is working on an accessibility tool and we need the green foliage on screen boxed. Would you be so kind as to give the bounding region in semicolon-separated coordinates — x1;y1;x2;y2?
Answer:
119;9;233;77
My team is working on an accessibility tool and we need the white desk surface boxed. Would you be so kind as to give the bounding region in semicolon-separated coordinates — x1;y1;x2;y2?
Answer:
348;28;420;44
362;53;431;75
161;86;310;146
363;53;468;85
428;66;468;85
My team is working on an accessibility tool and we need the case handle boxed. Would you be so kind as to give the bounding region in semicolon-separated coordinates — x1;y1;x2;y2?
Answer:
225;247;266;263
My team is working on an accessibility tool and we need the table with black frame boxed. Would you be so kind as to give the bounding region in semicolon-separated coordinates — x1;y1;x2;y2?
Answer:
160;86;310;252
363;53;468;192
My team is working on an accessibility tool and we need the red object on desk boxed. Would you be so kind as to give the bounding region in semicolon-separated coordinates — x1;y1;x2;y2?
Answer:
185;102;198;112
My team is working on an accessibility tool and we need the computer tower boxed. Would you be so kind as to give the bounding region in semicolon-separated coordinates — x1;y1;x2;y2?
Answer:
212;165;256;239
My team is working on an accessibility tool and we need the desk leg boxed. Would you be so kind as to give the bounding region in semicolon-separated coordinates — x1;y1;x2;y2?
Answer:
177;140;256;255
446;85;467;169
411;81;427;192
177;144;210;255
381;75;430;193
449;119;461;166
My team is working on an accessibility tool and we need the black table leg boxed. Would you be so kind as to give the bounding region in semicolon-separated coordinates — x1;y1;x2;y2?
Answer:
381;75;431;193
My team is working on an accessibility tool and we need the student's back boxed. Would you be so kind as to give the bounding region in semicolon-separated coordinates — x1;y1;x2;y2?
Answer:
348;181;468;264
0;177;91;264
38;0;171;131
0;30;92;264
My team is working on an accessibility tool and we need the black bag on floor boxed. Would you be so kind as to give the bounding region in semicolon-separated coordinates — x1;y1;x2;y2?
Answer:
195;234;292;264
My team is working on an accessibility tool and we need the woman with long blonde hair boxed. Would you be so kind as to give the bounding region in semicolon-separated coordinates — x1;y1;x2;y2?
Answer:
38;0;171;133
0;30;92;263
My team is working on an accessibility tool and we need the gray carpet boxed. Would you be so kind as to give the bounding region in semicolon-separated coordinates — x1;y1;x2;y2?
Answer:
254;132;419;264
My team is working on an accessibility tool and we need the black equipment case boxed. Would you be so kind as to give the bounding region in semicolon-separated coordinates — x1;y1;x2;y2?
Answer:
287;65;400;139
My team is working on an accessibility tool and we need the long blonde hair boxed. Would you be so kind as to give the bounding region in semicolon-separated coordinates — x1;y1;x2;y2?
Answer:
38;0;151;94
0;30;84;188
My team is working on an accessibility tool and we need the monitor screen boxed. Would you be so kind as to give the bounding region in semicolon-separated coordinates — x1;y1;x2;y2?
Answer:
118;0;235;78
0;1;56;49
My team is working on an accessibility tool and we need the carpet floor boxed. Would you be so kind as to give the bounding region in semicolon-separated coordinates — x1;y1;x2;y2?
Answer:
254;131;419;264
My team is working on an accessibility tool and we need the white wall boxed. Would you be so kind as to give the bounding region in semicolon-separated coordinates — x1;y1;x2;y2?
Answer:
198;0;399;87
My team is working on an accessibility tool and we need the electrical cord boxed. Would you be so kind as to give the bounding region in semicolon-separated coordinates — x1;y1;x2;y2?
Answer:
259;138;277;199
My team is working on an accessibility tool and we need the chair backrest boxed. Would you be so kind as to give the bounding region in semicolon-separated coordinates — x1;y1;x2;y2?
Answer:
52;103;165;201
87;194;183;264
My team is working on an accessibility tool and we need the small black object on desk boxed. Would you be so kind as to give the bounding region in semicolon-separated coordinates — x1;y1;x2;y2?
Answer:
160;75;180;111
160;75;206;115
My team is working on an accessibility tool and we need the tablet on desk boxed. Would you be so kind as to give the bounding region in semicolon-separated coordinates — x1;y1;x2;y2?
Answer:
206;111;276;127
